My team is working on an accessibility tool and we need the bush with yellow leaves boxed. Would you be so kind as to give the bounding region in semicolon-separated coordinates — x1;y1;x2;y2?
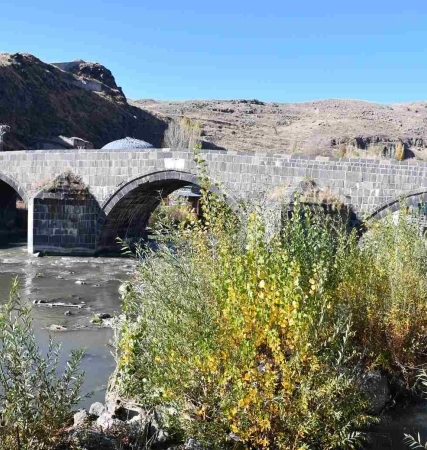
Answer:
114;189;377;449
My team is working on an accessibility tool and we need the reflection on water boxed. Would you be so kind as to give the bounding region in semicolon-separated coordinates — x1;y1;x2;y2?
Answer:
368;404;427;449
0;244;135;408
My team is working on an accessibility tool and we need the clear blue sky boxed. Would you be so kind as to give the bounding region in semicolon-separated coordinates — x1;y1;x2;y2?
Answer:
1;1;427;103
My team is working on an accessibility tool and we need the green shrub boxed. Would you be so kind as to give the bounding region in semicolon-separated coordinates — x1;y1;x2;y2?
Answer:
114;143;427;447
338;209;427;384
0;278;88;450
148;202;197;231
114;197;375;449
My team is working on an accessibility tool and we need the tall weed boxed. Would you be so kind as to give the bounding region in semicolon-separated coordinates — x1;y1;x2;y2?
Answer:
338;209;427;383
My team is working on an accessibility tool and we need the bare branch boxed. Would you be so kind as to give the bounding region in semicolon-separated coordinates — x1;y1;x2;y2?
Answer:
163;117;201;150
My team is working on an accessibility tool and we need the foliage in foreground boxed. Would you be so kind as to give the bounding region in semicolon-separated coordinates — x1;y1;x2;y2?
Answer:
114;151;427;448
339;211;427;384
0;278;87;450
148;201;197;231
114;195;380;449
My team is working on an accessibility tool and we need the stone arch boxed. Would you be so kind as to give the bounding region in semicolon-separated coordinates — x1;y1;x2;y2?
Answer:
366;188;427;222
285;179;358;227
0;172;28;245
97;170;238;252
0;172;28;205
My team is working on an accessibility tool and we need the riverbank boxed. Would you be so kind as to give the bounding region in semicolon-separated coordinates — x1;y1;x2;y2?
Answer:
59;384;427;449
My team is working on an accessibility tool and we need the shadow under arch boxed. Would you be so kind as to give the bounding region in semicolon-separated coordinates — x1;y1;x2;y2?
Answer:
286;179;359;228
365;189;427;224
0;172;28;247
0;172;28;205
97;170;239;252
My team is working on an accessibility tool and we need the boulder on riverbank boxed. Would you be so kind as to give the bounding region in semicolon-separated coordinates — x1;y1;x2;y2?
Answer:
70;400;176;449
69;429;117;449
361;370;392;414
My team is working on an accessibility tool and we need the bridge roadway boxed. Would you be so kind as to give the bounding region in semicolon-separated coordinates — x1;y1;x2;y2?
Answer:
0;148;427;254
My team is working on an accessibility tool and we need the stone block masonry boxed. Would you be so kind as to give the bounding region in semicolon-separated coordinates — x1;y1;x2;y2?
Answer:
32;193;100;254
1;148;427;254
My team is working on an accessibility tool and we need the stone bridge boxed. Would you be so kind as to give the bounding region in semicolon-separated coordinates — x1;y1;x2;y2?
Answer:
1;148;427;254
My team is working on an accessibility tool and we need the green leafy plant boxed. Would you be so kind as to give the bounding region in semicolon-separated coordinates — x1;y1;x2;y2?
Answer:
404;433;427;449
338;208;427;384
113;149;427;449
113;185;375;448
0;278;88;449
148;201;197;232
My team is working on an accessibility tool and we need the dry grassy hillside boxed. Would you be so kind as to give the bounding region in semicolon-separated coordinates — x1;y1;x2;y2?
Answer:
133;98;427;159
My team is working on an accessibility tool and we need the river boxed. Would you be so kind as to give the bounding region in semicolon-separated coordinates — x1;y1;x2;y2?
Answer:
0;243;135;409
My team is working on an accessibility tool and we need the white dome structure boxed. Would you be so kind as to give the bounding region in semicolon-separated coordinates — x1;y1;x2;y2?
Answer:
102;137;154;150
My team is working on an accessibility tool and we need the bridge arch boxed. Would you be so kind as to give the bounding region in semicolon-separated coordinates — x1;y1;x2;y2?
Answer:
0;172;28;246
97;170;238;252
366;188;427;222
0;172;28;205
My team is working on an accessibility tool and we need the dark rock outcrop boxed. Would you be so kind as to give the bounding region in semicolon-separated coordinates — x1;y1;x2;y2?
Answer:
0;53;167;150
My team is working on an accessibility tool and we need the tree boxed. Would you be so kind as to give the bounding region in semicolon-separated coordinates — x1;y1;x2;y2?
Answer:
163;117;201;150
395;140;405;161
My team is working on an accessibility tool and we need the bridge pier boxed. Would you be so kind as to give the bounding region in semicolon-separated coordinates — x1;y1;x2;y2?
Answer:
27;198;34;254
29;184;101;255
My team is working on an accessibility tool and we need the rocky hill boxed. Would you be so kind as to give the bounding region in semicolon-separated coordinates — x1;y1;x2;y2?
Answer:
0;53;166;150
134;98;427;159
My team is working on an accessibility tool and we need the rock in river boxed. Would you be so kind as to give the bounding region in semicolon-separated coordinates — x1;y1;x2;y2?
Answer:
73;409;89;427
47;324;67;331
89;402;107;417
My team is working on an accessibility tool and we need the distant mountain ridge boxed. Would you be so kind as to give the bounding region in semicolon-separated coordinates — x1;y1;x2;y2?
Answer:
0;53;166;150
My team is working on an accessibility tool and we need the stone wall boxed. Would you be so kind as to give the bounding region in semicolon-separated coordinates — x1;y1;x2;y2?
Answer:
32;192;100;255
0;149;427;253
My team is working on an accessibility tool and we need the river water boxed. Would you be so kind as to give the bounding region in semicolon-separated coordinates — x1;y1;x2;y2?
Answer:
1;244;427;448
0;243;135;409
